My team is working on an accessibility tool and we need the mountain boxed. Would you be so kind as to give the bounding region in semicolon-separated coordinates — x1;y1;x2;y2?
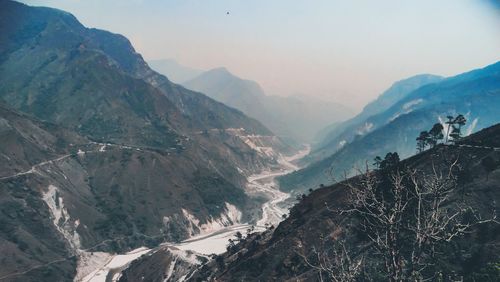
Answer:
186;124;500;281
147;59;203;84
280;62;500;192
0;1;291;280
181;66;353;144
183;67;268;115
309;74;443;163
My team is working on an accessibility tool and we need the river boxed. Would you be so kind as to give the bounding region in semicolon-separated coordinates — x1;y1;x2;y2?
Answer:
80;146;310;281
174;145;310;254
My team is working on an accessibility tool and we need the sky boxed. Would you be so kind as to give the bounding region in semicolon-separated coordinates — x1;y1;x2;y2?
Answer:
20;0;500;110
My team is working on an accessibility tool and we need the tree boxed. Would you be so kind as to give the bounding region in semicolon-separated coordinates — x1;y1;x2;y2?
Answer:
449;125;461;143
445;115;455;143
455;114;467;134
235;231;243;241
373;156;383;168
380;152;400;170
428;123;444;148
416;131;430;153
299;240;363;282
341;161;488;281
445;114;467;143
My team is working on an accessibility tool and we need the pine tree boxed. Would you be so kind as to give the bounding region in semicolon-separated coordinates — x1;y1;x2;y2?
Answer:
428;123;444;148
444;115;455;143
416;131;430;153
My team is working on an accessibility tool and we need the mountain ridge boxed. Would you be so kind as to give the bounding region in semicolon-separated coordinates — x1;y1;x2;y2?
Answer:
279;61;500;193
0;2;293;280
157;61;354;143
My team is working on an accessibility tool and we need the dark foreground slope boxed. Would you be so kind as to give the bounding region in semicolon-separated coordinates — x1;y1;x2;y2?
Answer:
190;124;500;281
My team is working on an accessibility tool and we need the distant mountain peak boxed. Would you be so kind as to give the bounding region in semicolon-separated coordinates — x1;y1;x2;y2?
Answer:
209;66;231;74
200;67;238;80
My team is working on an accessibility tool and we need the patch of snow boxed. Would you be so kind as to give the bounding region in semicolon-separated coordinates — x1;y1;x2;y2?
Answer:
403;98;423;110
356;122;374;135
466;117;479;136
339;140;347;148
390;99;424;122
77;149;85;156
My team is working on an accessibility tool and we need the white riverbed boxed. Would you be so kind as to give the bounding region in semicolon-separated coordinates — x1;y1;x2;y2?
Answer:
174;145;310;255
77;146;310;281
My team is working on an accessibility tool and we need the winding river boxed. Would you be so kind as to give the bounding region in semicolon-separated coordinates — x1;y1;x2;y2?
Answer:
80;146;310;281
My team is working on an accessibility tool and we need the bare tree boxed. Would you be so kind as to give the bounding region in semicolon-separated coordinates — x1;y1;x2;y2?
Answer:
299;239;364;282
340;160;495;281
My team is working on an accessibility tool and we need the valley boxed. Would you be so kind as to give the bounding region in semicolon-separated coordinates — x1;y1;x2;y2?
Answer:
76;146;310;281
1;1;499;281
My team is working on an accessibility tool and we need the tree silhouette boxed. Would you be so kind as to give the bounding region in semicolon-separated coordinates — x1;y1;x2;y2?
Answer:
454;114;467;140
445;114;467;143
416;131;430;153
380;152;400;170
449;126;461;143
235;231;243;241
445;115;455;143
428;123;444;148
373;156;383;168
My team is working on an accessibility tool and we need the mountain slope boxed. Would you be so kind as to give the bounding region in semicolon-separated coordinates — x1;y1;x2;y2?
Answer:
0;2;291;280
0;104;88;282
188;124;500;281
309;74;443;163
181;66;353;143
184;67;267;102
280;62;500;192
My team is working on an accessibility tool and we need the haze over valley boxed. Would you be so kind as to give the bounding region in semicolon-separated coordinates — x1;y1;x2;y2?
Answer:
1;1;499;281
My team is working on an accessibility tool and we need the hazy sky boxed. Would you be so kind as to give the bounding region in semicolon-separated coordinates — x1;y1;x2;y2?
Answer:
20;0;500;109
